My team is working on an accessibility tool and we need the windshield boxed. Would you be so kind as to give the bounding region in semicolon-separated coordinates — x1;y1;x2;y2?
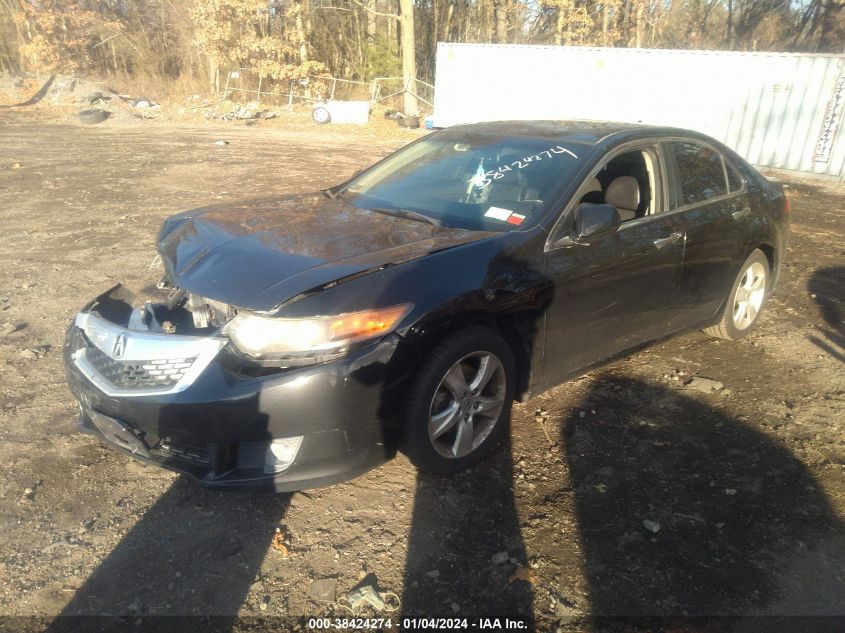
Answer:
340;133;585;231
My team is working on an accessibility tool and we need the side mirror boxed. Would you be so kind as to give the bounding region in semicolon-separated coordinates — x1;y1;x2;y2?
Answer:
574;203;622;241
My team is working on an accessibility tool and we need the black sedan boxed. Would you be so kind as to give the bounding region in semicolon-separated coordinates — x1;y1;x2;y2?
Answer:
64;121;789;491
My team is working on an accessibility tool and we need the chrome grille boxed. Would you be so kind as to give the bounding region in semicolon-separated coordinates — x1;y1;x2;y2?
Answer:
69;325;199;391
70;312;226;398
86;345;197;389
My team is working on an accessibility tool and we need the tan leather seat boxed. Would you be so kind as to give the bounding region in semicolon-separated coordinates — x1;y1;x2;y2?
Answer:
605;176;640;221
579;178;604;204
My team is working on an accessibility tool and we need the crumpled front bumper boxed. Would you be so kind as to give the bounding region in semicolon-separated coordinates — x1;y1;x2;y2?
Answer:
64;285;414;491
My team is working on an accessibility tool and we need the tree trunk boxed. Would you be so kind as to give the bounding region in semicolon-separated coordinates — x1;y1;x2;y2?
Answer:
295;0;309;62
492;0;507;43
208;56;219;93
635;0;645;48
602;4;609;45
367;0;377;40
444;2;454;39
399;0;418;113
725;0;734;49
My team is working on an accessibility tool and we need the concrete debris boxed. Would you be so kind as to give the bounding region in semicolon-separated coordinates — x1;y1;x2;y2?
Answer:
684;376;724;393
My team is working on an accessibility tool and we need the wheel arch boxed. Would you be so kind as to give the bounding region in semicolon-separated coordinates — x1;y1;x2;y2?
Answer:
754;242;777;288
403;310;536;404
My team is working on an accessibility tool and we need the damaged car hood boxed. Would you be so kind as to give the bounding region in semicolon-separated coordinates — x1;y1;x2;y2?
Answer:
157;193;492;311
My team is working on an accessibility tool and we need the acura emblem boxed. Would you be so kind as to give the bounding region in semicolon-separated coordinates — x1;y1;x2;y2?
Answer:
112;334;127;358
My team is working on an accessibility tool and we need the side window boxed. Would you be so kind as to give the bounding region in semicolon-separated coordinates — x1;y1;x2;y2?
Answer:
726;160;744;192
575;148;660;222
673;142;727;205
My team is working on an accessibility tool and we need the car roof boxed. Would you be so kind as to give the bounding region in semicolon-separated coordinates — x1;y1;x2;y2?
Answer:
443;120;706;147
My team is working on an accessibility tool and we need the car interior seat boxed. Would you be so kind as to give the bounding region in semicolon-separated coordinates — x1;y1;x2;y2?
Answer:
580;178;604;204
605;176;640;221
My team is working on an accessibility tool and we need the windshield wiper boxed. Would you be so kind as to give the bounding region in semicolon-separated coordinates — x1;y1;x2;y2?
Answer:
365;206;440;226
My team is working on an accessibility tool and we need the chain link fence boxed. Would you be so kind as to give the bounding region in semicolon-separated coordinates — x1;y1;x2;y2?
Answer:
220;68;434;115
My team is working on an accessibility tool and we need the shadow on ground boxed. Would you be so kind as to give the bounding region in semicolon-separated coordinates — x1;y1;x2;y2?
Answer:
46;477;288;632
401;436;534;625
808;266;845;363
563;373;845;631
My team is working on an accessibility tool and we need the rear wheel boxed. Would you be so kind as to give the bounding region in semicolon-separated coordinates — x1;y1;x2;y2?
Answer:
402;327;515;473
704;249;770;340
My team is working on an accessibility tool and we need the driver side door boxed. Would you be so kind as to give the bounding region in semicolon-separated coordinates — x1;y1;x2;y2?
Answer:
541;143;687;382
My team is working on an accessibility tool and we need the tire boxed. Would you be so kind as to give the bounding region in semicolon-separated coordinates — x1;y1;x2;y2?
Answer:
704;249;771;340
402;327;516;473
78;109;111;125
312;106;331;125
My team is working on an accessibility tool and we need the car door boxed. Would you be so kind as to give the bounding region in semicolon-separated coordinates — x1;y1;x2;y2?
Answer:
663;140;752;325
541;143;687;381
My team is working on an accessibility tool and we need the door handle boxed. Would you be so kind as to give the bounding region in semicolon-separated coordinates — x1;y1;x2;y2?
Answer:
732;206;751;220
653;232;683;249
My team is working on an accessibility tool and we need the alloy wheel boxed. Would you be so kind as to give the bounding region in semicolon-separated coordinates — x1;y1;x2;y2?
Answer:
733;261;766;330
428;351;507;459
312;107;330;124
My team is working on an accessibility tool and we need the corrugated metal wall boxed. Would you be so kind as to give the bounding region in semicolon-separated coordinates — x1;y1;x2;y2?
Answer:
433;43;845;177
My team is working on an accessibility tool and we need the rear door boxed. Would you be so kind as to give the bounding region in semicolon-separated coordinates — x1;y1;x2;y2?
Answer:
541;143;686;380
664;141;752;325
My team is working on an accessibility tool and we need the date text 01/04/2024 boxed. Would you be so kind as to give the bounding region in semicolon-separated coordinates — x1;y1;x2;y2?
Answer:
306;617;530;630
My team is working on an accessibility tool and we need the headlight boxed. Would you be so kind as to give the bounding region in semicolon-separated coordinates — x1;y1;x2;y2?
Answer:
223;303;413;362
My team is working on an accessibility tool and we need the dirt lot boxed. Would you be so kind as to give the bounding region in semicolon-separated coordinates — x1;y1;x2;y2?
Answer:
0;110;843;632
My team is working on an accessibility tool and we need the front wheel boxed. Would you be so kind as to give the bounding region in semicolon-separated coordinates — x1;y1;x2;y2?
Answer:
704;249;770;340
402;327;516;473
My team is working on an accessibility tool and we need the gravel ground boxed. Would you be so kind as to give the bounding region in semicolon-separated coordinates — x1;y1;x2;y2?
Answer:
0;110;843;632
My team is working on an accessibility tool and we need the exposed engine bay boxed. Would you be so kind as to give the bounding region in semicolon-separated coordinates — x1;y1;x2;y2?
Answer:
128;279;237;336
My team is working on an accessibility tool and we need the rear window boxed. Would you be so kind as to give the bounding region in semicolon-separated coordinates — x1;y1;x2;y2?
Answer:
673;142;728;205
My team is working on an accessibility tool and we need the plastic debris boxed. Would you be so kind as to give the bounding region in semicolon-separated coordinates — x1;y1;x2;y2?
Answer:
346;584;385;611
308;578;337;603
338;574;400;615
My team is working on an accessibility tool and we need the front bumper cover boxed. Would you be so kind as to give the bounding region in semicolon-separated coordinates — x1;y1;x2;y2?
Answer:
64;286;415;491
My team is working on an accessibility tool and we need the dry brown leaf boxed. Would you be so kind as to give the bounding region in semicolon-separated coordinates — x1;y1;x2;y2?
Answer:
508;565;535;585
271;528;290;557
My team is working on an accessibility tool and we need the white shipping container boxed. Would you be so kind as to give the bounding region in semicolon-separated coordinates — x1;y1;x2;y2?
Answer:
433;43;845;177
